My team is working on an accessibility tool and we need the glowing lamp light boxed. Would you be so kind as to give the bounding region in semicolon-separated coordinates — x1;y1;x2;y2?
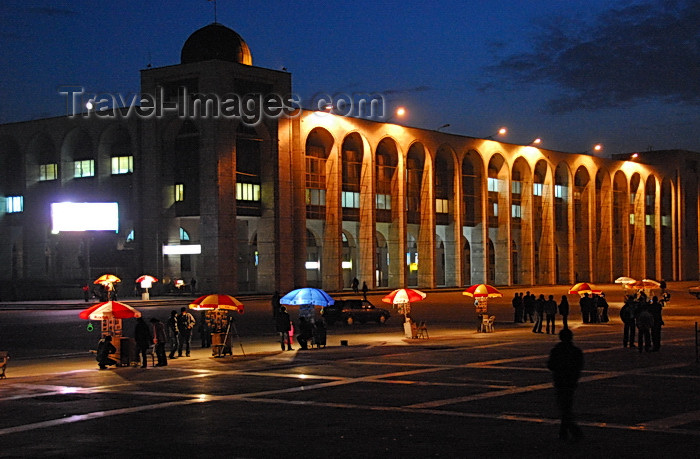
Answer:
409;262;418;272
532;138;542;145
498;127;507;135
631;153;639;159
305;261;320;270
593;144;603;152
162;244;201;255
395;106;406;117
341;261;352;269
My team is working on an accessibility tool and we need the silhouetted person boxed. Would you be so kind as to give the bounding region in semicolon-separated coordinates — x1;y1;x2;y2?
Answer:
558;296;570;330
547;329;584;442
134;317;152;368
532;294;545;333
362;281;369;300
648;296;664;351
512;292;524;323
275;306;293;351
636;304;654;353
96;335;117;370
523;292;535;323
296;317;314;350
544;295;557;334
351;277;360;294
150;318;168;366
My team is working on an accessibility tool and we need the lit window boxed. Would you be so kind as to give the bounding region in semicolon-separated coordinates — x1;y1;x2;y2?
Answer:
376;194;391;210
488;177;499;192
179;227;190;241
645;215;653;226
175;184;185;202
5;196;23;213
435;198;449;214
629;213;635;225
511;181;521;194
74;159;94;178
306;189;326;206
111;156;133;174
629;193;636;205
645;195;653;206
662;215;671;227
236;183;260;201
512;204;521;218
39;163;58;181
533;183;543;196
493;202;498;216
341;191;360;208
126;230;135;242
555;185;566;198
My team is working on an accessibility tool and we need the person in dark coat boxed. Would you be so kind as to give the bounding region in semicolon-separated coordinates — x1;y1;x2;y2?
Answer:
275;306;293;351
544;295;558;334
150;318;168;366
547;329;584;441
558;296;570;330
361;281;369;300
351;277;360;294
648;296;664;351
96;335;117;370
166;310;179;359
579;293;593;323
532;294;545;333
598;293;609;323
512;292;524;323
296;316;314;350
313;316;327;348
523;291;535;323
134;317;152;368
620;296;636;348
636;304;654;353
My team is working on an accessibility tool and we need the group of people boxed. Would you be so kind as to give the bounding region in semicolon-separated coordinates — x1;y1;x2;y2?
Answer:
95;307;198;369
512;292;571;334
619;292;665;352
274;306;327;351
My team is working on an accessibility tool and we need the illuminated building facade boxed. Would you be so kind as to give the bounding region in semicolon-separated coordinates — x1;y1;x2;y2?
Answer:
0;23;698;299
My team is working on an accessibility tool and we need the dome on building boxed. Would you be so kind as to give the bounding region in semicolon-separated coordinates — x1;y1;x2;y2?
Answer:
181;23;252;65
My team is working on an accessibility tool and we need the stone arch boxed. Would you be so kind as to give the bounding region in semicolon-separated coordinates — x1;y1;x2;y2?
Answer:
26;132;57;184
533;159;554;284
98;124;132;180
573;165;592;282
461;149;485;284
554;162;572;284
594;168;612;282
612;170;628;277
645;174;658;278
487;153;509;284
304;127;334;220
61;128;94;181
660;178;673;280
435;145;458;286
629;172;644;278
375;136;401;287
511;156;533;285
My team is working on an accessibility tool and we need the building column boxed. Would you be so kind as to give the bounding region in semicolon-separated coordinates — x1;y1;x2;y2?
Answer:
358;140;376;288
418;159;435;288
322;144;343;291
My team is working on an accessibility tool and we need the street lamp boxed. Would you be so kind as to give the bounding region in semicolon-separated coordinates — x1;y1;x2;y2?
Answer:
529;138;542;146
484;127;507;139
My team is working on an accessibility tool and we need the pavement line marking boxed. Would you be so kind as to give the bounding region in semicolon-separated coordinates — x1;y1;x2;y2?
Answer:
639;410;700;429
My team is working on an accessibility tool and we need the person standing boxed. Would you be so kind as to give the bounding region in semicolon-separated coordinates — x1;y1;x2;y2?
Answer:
351;277;360;294
620;296;636;348
648;296;664;351
199;311;211;348
275;306;293;351
532;294;545;333
547;329;584;442
96;335;117;370
362;281;369;301
636;304;654;353
512;292;523;323
579;293;592;324
150;318;168;366
558;296;570;330
134;317;152;368
544;295;558;334
166;310;179;359
523;292;535;323
177;307;196;357
598;293;609;323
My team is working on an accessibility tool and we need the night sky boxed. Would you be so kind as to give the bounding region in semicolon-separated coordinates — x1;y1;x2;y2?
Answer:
1;0;698;155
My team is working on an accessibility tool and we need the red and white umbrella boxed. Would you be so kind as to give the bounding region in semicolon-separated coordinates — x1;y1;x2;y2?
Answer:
93;274;121;285
189;294;244;313
79;301;141;320
135;275;158;284
462;284;503;299
569;282;595;295
381;288;426;305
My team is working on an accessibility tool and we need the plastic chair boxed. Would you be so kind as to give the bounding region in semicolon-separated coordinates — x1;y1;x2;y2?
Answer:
486;315;496;332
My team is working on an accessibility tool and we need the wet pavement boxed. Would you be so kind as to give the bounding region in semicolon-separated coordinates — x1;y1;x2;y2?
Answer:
2;317;700;457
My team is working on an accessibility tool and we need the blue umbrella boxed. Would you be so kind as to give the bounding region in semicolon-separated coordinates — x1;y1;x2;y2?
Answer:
280;288;335;307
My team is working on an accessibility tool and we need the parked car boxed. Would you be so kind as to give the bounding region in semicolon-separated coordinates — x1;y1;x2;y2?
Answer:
688;286;700;299
322;299;391;325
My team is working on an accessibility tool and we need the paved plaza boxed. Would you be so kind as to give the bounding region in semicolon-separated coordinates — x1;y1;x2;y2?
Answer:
1;309;700;457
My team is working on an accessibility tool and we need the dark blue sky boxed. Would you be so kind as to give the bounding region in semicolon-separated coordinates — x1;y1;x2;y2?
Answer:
1;0;698;155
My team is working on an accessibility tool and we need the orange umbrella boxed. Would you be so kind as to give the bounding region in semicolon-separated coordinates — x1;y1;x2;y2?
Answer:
189;294;244;313
462;284;503;298
569;282;595;295
79;301;141;320
94;274;121;285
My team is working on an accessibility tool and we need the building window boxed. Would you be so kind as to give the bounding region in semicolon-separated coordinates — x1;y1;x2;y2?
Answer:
111;156;133;174
74;159;94;178
533;183;543;196
376;194;391;210
512;204;521;218
555;185;566;199
629;193;636;205
645;214;653;226
39;163;58;181
126;230;135;242
488;177;499;192
341;191;360;208
435;198;449;214
236;182;260;201
493;202;498;216
661;215;671;227
180;227;190;241
5;196;23;213
511;180;521;194
175;184;185;202
306;188;326;206
629;213;635;225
